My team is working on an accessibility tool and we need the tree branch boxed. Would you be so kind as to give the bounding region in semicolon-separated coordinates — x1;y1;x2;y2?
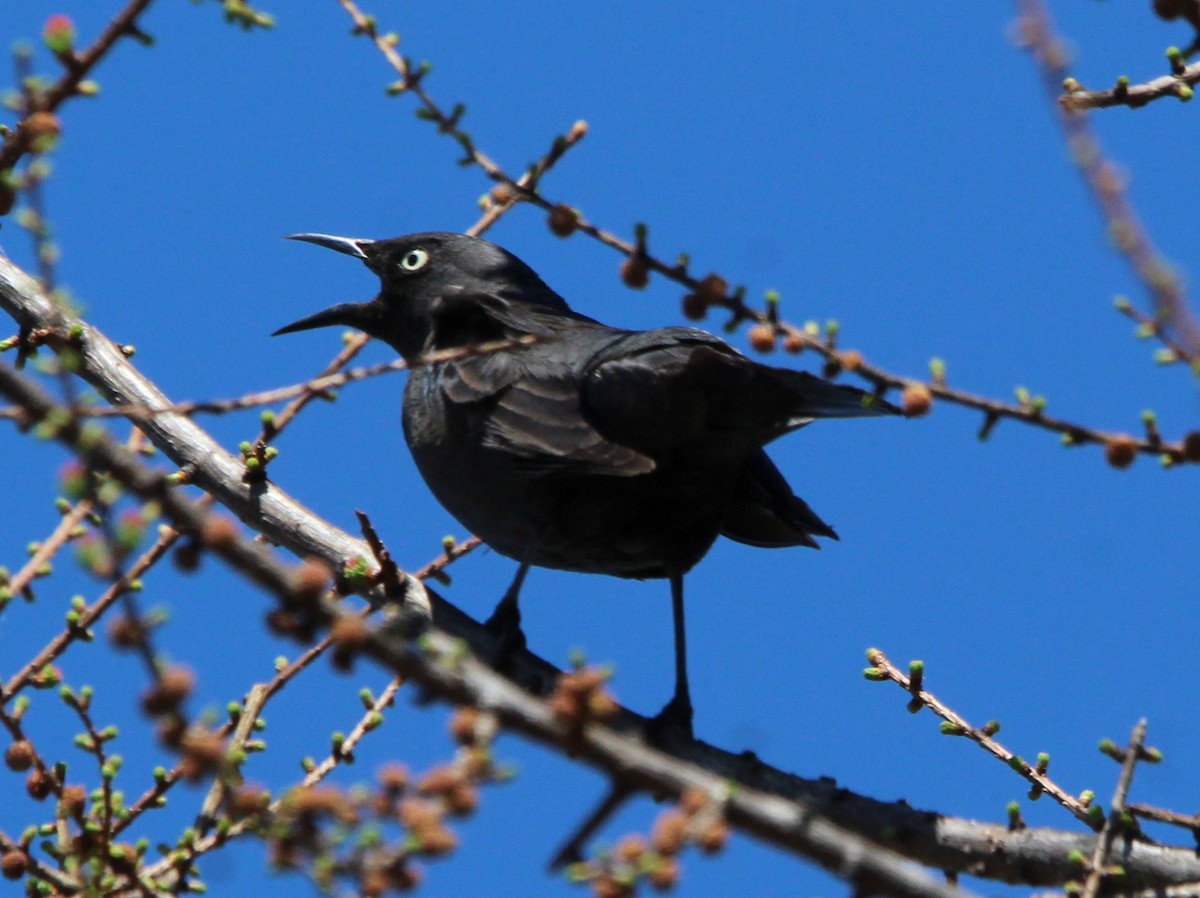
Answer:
338;0;1200;467
5;257;1200;894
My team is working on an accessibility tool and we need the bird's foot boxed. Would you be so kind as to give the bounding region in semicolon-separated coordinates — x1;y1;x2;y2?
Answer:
645;693;694;745
483;598;527;670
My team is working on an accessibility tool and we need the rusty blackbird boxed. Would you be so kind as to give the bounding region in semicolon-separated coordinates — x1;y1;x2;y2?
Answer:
275;232;895;735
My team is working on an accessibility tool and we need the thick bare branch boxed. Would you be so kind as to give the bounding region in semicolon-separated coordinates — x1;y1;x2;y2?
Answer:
0;253;430;614
4;320;1200;894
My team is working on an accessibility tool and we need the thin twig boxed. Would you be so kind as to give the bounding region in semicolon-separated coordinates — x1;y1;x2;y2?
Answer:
412;535;482;581
548;782;633;869
0;335;538;421
196;684;269;831
355;510;406;598
113;525;480;838
1060;60;1200;112
0;831;76;894
866;649;1094;828
295;676;403;788
0;0;157;174
6;498;92;599
1018;0;1200;362
1082;719;1148;898
2;512;176;702
134;675;405;888
338;0;1200;464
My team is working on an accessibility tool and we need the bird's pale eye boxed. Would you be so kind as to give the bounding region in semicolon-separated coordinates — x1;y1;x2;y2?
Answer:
400;248;430;272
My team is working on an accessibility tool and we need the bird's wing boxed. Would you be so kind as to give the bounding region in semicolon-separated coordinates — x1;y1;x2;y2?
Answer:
581;326;894;456
429;290;656;477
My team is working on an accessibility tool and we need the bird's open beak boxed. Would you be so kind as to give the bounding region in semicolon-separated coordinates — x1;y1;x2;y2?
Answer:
272;301;377;336
285;232;374;259
273;233;381;336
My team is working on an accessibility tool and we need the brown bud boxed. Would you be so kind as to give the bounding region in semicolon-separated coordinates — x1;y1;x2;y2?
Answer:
900;383;933;417
1104;435;1137;469
679;786;708;815
587;690;618;721
5;739;35;772
141;666;194;716
107;613;148;650
172;540;202;572
25;111;61;141
620;257;650;289
561;667;608;697
1181;430;1200;462
399;798;443;831
417;764;462;797
648;855;680;891
547;204;579;237
290;784;342;816
200;515;238;550
156;715;187;748
747;324;776;353
548;690;582;723
291;557;331;602
696;274;728;305
491;182;515;205
1155;0;1200;26
179;729;225;782
362;870;390;898
696;819;729;854
592;873;634;898
378;762;409;793
227;785;269;818
614;834;647;862
448;707;480;745
26;768;52;800
838;349;863;371
1;849;29;881
415;823;458;856
444;782;479;816
59;783;87;818
286;785;355;826
389;863;423;892
681;294;707;321
651;808;688;856
459;746;491;780
329;615;368;650
782;332;805;354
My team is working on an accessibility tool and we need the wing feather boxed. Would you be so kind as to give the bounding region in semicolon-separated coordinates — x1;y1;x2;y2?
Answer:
430;290;655;476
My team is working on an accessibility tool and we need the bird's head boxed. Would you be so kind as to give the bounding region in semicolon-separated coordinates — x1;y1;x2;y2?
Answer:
273;231;568;360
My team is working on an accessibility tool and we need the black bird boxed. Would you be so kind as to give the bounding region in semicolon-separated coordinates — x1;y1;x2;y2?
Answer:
275;232;894;734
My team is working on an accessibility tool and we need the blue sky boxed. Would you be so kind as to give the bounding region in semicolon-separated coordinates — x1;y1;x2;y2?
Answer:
2;3;1199;897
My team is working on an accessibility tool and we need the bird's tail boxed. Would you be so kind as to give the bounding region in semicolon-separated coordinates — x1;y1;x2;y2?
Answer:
768;368;899;423
720;450;838;548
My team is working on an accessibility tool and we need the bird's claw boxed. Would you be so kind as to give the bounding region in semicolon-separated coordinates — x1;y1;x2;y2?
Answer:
483;598;527;669
646;693;694;744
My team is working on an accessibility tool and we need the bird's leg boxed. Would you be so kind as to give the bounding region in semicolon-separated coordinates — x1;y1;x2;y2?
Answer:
649;571;694;739
483;561;530;664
